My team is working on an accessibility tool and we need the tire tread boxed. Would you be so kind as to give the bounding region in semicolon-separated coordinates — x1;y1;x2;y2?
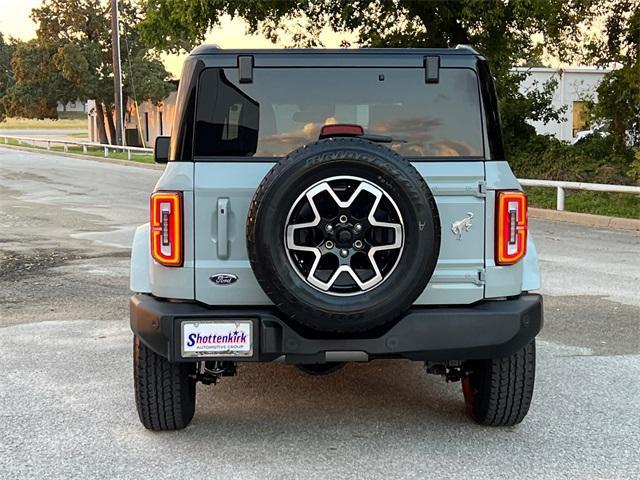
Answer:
133;336;196;431
463;340;535;426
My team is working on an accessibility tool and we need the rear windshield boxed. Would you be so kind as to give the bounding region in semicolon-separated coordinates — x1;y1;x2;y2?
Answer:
194;67;484;158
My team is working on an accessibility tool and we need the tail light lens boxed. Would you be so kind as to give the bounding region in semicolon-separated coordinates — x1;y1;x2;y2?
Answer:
319;123;364;139
496;191;527;265
150;191;183;267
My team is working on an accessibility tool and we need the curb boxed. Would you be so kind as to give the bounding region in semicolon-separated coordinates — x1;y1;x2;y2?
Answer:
0;144;164;171
529;207;640;232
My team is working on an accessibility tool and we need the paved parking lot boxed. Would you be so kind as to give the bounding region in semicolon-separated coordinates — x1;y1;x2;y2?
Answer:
1;149;639;479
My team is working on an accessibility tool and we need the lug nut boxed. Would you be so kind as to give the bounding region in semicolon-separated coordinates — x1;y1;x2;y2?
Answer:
354;240;363;249
340;249;349;257
325;240;334;249
339;214;348;224
354;223;362;232
325;224;333;232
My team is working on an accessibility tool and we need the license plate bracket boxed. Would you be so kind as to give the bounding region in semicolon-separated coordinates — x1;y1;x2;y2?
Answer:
181;320;253;358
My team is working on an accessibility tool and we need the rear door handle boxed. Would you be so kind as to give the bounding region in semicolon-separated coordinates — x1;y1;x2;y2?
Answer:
217;198;229;259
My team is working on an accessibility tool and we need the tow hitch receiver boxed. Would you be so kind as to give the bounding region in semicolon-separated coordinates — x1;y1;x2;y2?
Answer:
426;361;464;382
190;361;237;385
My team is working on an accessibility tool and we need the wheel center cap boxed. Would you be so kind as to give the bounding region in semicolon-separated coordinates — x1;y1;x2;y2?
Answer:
337;228;353;245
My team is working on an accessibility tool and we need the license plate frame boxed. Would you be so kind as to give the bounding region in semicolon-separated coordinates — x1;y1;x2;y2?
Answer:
181;320;253;358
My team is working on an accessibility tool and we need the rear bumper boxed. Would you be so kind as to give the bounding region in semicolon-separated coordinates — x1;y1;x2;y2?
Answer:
130;293;542;363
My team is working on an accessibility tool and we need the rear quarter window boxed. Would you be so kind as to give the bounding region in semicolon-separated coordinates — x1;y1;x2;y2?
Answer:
194;67;484;159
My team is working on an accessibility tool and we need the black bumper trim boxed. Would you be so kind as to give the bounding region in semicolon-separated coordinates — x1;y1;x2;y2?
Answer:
130;294;543;363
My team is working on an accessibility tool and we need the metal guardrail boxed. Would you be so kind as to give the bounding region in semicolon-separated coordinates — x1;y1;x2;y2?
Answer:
2;134;639;211
518;179;640;211
1;134;152;160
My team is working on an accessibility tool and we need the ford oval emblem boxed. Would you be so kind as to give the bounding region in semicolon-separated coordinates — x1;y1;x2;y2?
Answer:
209;273;238;286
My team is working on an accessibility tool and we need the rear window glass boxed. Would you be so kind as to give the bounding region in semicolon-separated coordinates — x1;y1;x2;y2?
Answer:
195;67;484;158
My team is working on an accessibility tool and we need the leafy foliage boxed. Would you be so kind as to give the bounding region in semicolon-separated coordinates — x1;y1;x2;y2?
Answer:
510;134;636;185
588;6;639;149
1;0;174;143
2;40;78;119
629;148;640;182
500;74;565;157
31;0;174;105
0;33;16;121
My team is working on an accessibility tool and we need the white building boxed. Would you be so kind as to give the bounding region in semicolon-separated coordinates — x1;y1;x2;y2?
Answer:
513;67;611;142
87;92;177;147
123;91;177;147
57;99;88;113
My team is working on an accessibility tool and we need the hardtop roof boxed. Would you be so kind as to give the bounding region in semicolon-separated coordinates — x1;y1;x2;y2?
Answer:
190;45;480;56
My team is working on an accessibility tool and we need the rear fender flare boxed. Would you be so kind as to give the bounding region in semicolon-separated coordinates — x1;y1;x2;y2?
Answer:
130;223;151;293
522;232;541;291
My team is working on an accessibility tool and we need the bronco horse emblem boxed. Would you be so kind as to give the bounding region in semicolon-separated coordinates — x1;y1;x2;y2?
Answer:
451;212;474;240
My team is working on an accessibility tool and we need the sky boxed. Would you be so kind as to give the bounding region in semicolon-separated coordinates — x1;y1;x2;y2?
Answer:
0;0;41;40
162;17;354;77
0;0;352;78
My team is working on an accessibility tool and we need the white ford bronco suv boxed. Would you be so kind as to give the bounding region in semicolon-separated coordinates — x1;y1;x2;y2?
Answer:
129;46;542;431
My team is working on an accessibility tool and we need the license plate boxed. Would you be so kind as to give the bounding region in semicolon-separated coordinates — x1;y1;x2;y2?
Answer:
181;320;253;358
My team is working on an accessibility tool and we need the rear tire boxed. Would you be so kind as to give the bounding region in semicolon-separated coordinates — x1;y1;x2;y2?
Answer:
461;340;536;426
133;336;197;431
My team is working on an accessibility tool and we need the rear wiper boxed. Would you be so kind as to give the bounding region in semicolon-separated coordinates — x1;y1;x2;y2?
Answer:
359;133;407;144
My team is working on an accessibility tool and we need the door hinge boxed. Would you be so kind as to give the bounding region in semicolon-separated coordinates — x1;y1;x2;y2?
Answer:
424;56;440;84
238;55;254;83
478;181;487;197
475;269;486;285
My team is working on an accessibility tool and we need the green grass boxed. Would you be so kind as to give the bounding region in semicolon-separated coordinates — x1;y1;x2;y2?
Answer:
49;145;154;163
58;111;87;120
2;137;21;146
0;116;87;130
525;186;640;219
0;138;154;164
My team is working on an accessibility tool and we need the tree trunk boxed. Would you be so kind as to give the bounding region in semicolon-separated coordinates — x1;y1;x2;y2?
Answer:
613;116;626;151
94;102;109;145
104;103;117;145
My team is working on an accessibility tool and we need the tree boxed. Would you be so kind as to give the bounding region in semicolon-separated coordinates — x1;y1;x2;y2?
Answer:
587;4;639;149
2;39;78;120
2;0;174;144
0;33;16;122
140;0;600;155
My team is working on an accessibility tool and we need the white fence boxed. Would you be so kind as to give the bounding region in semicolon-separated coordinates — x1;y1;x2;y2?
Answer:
1;134;152;160
518;179;640;211
2;134;639;211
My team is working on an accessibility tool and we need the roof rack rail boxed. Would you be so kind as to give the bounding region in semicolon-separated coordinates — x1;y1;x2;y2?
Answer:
454;44;480;55
190;43;221;55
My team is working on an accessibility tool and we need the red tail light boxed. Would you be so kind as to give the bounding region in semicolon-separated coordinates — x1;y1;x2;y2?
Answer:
496;191;527;265
319;124;364;139
150;191;183;267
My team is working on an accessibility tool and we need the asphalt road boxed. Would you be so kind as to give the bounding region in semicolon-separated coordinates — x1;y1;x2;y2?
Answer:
1;148;639;479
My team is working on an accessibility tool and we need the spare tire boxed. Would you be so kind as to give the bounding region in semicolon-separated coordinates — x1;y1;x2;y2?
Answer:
246;138;440;334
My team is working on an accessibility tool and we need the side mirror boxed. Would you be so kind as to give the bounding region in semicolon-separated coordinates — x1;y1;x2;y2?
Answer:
154;136;170;164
